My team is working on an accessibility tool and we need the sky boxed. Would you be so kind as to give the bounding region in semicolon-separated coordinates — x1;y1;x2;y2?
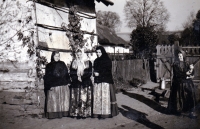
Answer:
95;0;200;33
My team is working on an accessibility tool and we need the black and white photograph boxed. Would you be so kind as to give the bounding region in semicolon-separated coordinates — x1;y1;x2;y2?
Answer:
0;0;200;128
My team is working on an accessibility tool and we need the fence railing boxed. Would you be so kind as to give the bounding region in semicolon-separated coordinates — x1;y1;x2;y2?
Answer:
155;44;200;82
181;46;200;56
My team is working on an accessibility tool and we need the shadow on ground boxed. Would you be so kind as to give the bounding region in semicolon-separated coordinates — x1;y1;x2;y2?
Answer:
121;90;168;114
119;105;164;129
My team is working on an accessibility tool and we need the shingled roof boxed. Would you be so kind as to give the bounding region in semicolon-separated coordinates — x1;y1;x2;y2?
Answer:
96;0;114;6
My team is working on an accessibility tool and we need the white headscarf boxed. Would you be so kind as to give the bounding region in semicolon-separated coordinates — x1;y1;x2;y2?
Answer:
72;49;89;77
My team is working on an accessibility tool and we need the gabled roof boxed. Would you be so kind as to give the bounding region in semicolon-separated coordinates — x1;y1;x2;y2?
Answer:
96;0;114;6
97;23;129;47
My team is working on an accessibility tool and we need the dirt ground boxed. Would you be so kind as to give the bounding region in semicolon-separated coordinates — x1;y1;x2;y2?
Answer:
0;81;200;129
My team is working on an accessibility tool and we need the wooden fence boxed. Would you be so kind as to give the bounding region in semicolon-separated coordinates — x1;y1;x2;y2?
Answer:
182;46;200;82
155;43;200;83
112;59;150;82
155;45;174;82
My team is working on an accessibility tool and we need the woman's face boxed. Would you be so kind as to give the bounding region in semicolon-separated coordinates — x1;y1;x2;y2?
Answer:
96;49;102;57
76;51;82;59
178;53;184;61
54;53;60;62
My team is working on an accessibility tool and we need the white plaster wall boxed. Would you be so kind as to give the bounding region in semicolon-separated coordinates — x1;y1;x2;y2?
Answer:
104;46;129;54
115;46;130;53
123;48;130;53
0;0;36;63
0;0;37;89
35;3;98;65
104;46;114;53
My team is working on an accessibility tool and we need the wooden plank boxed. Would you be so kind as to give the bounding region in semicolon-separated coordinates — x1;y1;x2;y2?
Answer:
0;62;34;70
145;60;151;81
112;59;150;82
186;55;200;57
0;81;35;90
0;73;35;81
0;69;36;73
38;45;72;53
121;61;125;80
128;60;132;80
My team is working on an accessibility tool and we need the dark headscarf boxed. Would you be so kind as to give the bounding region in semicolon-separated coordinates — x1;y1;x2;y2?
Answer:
94;46;113;84
96;46;109;60
44;51;71;90
177;49;186;61
51;51;60;62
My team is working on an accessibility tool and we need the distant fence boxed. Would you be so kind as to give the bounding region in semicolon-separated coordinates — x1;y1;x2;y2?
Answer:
108;53;135;61
112;59;150;82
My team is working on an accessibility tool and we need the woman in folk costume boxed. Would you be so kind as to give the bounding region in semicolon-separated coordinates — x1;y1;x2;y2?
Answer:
69;49;93;118
43;51;71;119
167;49;198;117
93;46;119;119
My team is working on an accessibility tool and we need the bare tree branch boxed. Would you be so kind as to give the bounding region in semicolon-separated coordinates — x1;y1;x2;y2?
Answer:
124;0;169;31
96;10;122;32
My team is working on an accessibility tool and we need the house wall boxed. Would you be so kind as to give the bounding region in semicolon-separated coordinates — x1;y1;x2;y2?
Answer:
0;0;37;91
36;2;98;65
104;46;129;53
0;0;98;91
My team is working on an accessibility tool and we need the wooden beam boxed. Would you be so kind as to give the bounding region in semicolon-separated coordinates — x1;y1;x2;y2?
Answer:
0;62;34;70
32;0;97;19
36;23;98;36
0;73;35;82
0;81;35;90
96;0;114;6
37;45;72;53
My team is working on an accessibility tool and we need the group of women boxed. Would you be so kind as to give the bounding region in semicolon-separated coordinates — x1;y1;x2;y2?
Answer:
43;46;119;119
43;45;198;119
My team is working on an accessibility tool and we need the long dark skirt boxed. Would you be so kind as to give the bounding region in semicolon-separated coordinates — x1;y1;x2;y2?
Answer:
45;85;70;119
168;79;198;114
69;86;92;118
93;83;119;118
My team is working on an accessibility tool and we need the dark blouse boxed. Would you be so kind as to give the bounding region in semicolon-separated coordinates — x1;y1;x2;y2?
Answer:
70;60;92;88
93;56;114;84
43;61;71;91
172;61;190;82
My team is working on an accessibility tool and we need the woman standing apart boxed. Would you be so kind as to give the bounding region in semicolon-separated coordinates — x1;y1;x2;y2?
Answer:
93;46;119;119
167;50;197;117
43;51;71;119
69;49;93;118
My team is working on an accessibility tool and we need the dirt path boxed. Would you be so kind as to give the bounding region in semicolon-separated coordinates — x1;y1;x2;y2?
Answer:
0;82;200;129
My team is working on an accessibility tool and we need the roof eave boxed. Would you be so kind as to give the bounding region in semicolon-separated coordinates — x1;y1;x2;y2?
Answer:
96;0;114;6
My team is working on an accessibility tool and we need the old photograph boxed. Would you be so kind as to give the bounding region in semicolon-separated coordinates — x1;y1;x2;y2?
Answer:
0;0;200;128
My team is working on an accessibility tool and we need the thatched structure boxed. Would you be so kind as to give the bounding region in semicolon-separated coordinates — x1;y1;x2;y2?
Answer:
97;23;129;47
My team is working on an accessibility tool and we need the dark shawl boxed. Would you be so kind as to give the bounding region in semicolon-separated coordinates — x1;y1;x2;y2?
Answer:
70;60;92;88
94;46;114;84
168;61;196;113
172;61;190;82
43;61;71;91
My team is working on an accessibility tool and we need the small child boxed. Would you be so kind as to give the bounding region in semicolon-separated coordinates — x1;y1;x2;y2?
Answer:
186;64;195;79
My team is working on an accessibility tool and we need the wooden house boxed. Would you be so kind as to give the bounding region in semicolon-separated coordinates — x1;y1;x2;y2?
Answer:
0;0;113;91
97;23;130;54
